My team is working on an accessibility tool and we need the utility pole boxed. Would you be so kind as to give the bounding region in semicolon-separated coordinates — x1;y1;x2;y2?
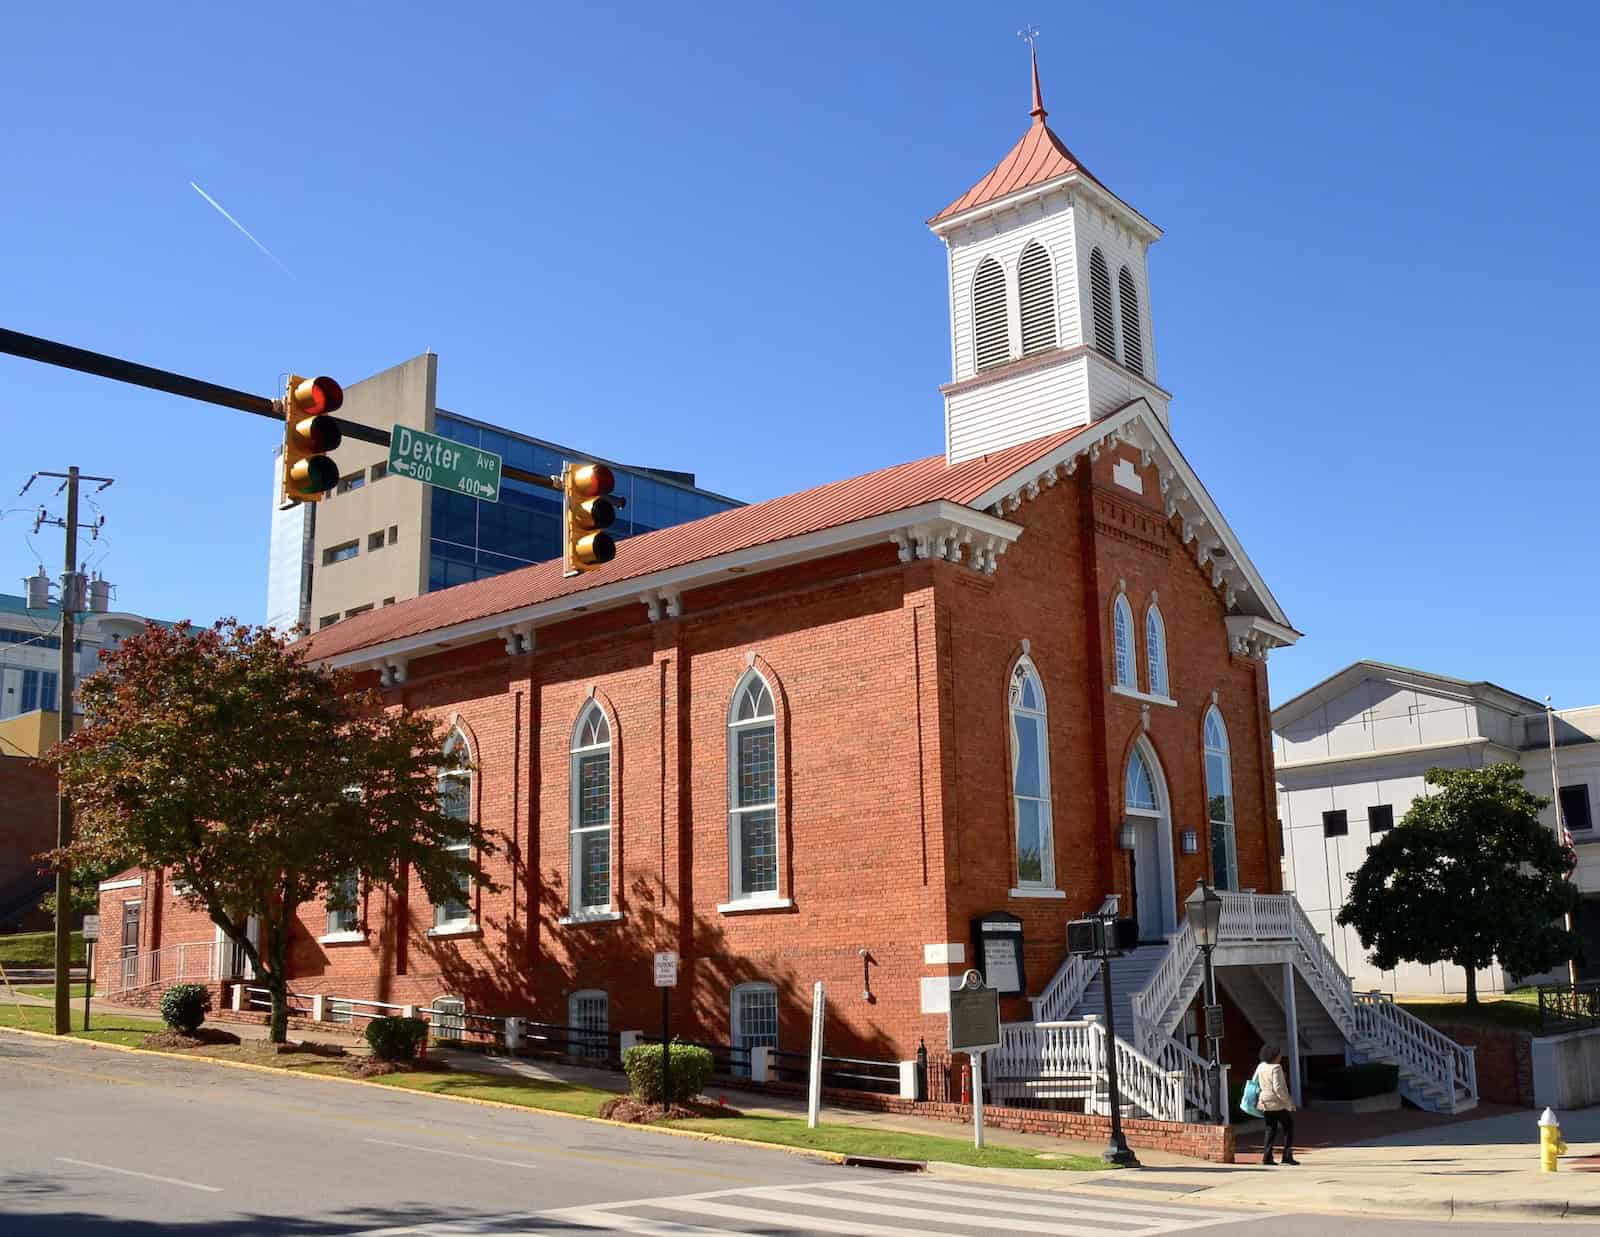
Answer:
23;467;113;1034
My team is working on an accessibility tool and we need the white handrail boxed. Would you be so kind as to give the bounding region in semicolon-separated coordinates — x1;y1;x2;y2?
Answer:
100;942;217;995
1130;919;1197;1052
1151;1032;1226;1121
1028;894;1120;1022
1354;992;1477;1104
1095;1020;1183;1122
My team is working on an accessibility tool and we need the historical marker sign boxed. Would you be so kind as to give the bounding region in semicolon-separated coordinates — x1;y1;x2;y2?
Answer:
388;425;502;502
947;981;1001;1052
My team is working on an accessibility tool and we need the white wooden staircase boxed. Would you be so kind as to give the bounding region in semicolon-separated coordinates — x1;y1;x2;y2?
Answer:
998;890;1478;1124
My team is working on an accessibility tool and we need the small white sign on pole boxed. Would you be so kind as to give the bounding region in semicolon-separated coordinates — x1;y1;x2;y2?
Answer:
81;915;101;941
653;951;678;987
807;980;825;1129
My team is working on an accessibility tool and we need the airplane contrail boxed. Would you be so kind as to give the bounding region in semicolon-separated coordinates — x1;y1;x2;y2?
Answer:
189;181;294;277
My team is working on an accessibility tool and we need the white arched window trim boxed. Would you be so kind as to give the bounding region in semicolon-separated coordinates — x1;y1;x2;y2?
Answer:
971;256;1011;372
1017;240;1058;356
1118;264;1145;376
730;980;779;1077
1145;604;1169;698
1204;707;1239;891
721;669;790;912
1008;656;1062;898
1112;595;1136;689
428;726;476;936
1088;247;1117;358
563;701;621;923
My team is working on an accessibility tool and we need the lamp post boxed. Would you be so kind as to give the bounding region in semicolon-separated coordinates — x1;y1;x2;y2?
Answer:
1097;919;1140;1168
1185;879;1226;1124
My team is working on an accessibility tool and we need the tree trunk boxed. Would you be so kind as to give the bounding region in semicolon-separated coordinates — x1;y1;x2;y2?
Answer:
1464;965;1479;1007
266;921;291;1044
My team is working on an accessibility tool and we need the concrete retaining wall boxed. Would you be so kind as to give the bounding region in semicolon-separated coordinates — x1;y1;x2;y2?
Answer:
1532;1027;1600;1110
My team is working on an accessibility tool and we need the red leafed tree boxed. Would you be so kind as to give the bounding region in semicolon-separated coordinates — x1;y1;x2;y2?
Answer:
49;619;496;1042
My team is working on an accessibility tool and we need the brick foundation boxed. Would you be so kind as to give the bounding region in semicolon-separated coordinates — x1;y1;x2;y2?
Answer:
1428;1021;1534;1108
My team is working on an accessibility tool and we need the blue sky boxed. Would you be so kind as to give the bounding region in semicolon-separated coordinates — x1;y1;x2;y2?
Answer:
2;3;1595;707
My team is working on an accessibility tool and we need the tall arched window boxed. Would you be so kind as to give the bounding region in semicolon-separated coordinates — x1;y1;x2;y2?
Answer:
972;257;1009;371
1017;241;1057;356
1145;604;1168;697
1113;595;1136;688
1118;266;1144;375
1009;658;1055;889
1204;708;1238;890
728;671;779;903
1089;248;1116;358
569;701;613;915
435;727;473;929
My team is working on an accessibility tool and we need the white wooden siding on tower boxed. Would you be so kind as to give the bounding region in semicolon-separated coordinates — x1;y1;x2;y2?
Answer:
1074;208;1156;388
946;354;1092;463
1086;353;1170;423
945;202;1077;381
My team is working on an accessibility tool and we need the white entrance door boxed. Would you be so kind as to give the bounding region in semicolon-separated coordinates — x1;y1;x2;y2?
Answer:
1131;818;1164;941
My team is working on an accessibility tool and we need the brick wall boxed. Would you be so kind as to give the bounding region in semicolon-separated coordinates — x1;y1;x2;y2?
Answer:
0;755;57;928
94;447;1284;1069
1429;1021;1534;1107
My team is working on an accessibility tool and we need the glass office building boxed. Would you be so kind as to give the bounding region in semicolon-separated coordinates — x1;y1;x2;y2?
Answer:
427;412;739;592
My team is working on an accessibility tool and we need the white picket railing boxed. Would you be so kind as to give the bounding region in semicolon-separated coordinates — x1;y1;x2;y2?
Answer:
1129;919;1196;1051
994;1017;1182;1122
1029;894;1119;1022
1355;992;1477;1106
1150;1031;1228;1122
100;942;217;995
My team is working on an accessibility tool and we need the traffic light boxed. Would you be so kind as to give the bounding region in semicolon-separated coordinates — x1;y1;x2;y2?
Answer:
280;374;344;504
562;461;617;575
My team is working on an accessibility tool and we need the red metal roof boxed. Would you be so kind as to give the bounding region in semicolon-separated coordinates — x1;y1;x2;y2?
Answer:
930;54;1107;224
299;427;1088;662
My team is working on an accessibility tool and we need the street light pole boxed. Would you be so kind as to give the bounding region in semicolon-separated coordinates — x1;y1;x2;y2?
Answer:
1201;938;1223;1123
1099;921;1139;1167
1185;878;1227;1124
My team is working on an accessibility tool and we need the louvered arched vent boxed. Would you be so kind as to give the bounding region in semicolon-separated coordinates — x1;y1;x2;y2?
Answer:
1119;266;1144;376
1017;242;1056;356
972;257;1009;371
1089;248;1116;358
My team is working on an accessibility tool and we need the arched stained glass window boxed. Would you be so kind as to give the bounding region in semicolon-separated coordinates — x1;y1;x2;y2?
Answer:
1204;707;1238;890
1113;596;1136;688
435;727;473;927
728;671;779;901
1009;657;1055;888
1126;745;1159;814
1146;604;1168;696
570;701;613;914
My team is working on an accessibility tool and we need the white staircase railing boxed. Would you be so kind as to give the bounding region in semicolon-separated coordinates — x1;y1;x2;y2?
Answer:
1129;919;1197;1051
994;1017;1183;1122
1150;1032;1229;1122
1029;895;1118;1022
1355;992;1477;1107
100;942;217;996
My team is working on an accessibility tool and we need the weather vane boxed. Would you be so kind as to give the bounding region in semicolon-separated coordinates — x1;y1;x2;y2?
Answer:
1017;24;1040;49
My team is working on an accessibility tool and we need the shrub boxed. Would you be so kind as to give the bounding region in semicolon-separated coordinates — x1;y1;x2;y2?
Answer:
158;983;211;1034
1321;1063;1400;1100
622;1042;716;1104
366;1016;428;1062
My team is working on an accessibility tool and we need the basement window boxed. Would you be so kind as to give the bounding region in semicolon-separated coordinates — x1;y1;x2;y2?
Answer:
1322;809;1348;838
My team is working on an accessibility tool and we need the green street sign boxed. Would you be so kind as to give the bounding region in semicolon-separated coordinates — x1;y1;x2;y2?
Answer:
388;425;502;503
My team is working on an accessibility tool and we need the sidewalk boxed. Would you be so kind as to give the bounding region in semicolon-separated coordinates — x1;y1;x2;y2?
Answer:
20;995;1600;1221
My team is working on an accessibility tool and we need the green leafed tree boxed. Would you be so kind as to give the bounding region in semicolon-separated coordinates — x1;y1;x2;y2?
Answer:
1337;763;1578;1004
48;619;497;1041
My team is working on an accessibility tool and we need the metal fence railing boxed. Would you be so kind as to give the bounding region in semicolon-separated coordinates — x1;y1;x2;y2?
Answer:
1539;982;1600;1035
639;1035;751;1079
772;1048;900;1096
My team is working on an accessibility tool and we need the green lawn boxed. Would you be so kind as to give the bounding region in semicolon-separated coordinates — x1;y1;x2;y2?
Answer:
0;931;85;967
0;1002;165;1047
671;1114;1106;1171
1398;989;1543;1034
14;983;93;1000
303;1065;621;1117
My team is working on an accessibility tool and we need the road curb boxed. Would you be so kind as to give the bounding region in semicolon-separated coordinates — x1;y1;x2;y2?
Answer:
0;1024;847;1167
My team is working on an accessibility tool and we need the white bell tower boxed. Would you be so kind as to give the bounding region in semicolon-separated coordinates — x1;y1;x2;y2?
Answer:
930;50;1171;465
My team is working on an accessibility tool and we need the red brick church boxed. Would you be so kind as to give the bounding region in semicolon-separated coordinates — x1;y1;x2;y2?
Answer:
98;59;1477;1124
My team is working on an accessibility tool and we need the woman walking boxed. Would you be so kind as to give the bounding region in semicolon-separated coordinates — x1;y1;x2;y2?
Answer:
1254;1044;1299;1166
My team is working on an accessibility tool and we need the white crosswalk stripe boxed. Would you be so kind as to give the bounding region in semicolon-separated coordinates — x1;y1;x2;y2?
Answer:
538;1176;1258;1236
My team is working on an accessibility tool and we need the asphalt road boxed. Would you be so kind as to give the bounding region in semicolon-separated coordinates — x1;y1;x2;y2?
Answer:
2;1032;1596;1236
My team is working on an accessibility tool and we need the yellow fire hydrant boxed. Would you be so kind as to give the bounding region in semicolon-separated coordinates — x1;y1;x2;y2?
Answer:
1540;1107;1567;1172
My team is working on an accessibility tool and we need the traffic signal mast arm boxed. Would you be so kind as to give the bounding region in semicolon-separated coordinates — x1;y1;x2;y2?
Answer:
0;326;624;502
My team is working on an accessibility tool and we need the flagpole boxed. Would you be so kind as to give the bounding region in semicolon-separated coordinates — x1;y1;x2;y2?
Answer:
1548;695;1578;988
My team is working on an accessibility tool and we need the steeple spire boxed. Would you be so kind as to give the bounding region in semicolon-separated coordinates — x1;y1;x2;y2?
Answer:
1029;45;1047;123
